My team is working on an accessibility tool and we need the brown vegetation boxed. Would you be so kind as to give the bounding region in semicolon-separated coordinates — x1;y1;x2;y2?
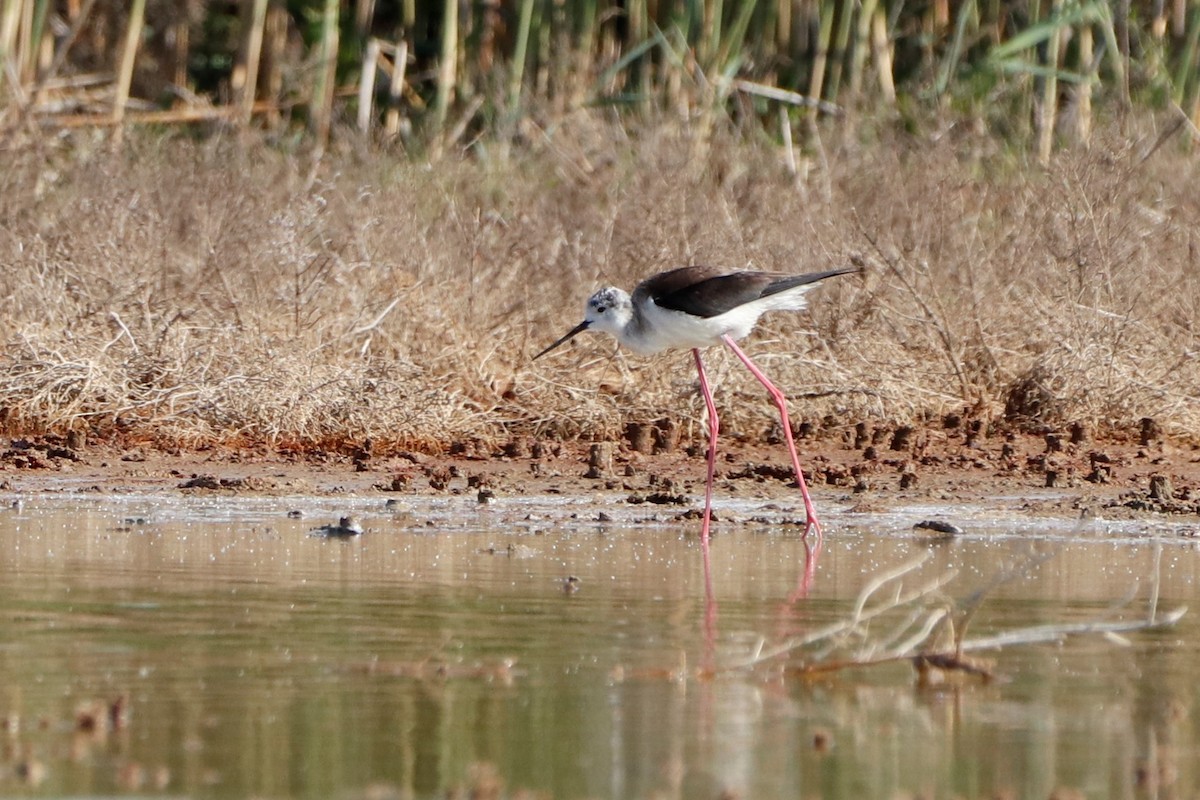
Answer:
0;117;1198;454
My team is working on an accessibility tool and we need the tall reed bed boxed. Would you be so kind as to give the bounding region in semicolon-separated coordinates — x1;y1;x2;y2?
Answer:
1;1;1198;153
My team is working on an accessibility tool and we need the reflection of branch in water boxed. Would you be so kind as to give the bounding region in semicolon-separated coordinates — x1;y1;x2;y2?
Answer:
726;547;1187;682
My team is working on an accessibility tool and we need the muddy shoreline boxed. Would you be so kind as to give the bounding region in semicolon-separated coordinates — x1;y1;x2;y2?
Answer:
3;428;1198;527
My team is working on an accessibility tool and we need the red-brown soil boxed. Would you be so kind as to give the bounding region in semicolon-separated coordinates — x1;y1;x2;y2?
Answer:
3;426;1199;525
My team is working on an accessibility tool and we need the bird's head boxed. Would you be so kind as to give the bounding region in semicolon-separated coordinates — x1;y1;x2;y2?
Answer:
534;287;633;359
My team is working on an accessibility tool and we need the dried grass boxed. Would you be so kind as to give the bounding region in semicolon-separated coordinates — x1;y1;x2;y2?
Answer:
1;118;1197;452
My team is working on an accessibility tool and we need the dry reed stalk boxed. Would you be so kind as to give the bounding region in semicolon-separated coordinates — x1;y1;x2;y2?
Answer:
12;0;31;81
109;0;145;148
358;37;381;134
848;0;878;100
384;38;408;139
47;106;246;126
433;0;458;141
0;1;21;73
262;2;287;126
1076;24;1092;145
727;549;1184;677
808;4;834;104
29;0;93;101
237;0;270;127
825;0;855;101
871;8;895;104
310;0;339;146
507;0;536;130
1037;0;1063;165
355;0;376;35
170;16;187;90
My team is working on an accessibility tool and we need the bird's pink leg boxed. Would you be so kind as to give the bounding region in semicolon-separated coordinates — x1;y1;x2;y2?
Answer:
693;348;718;600
722;335;823;541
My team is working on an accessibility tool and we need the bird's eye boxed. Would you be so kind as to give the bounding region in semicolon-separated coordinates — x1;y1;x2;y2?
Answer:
596;305;607;313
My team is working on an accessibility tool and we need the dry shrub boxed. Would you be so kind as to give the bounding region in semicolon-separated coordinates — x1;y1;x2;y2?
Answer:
0;118;1197;451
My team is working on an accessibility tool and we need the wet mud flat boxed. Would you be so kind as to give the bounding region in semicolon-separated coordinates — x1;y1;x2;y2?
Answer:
2;423;1199;527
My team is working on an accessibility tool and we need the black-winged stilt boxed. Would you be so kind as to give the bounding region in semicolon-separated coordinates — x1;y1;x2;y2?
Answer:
535;265;856;551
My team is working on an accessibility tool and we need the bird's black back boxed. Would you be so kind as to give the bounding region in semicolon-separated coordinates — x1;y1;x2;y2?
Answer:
637;265;856;319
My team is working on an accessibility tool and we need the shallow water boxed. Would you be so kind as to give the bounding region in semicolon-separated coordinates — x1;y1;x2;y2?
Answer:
0;493;1197;799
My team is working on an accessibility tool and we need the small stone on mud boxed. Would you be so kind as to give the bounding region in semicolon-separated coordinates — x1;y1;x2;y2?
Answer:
624;422;655;455
178;474;221;490
890;425;914;451
913;519;964;537
1149;474;1173;501
1140;417;1160;446
854;421;872;448
643;492;687;505
1069;421;1088;444
676;508;719;522
653;418;680;453
383;473;411;491
502;437;531;458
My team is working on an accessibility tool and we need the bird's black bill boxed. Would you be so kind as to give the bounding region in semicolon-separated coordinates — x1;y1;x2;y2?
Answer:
534;320;590;360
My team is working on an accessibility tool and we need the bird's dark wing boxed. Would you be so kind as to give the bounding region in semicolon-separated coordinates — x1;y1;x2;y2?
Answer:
637;266;856;318
759;267;860;299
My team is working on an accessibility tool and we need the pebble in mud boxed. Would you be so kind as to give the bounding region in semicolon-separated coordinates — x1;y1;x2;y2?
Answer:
653;418;680;453
1140;417;1160;446
1087;451;1114;484
624;422;655;455
502;437;532;458
1149;474;1173;500
890;425;915;451
1069;421;1089;444
854;420;872;448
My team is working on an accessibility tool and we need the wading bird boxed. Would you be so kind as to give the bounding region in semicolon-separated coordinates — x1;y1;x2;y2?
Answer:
535;265;855;555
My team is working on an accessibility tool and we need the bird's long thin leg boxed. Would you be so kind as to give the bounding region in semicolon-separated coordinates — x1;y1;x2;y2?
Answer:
693;348;718;598
721;335;823;541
